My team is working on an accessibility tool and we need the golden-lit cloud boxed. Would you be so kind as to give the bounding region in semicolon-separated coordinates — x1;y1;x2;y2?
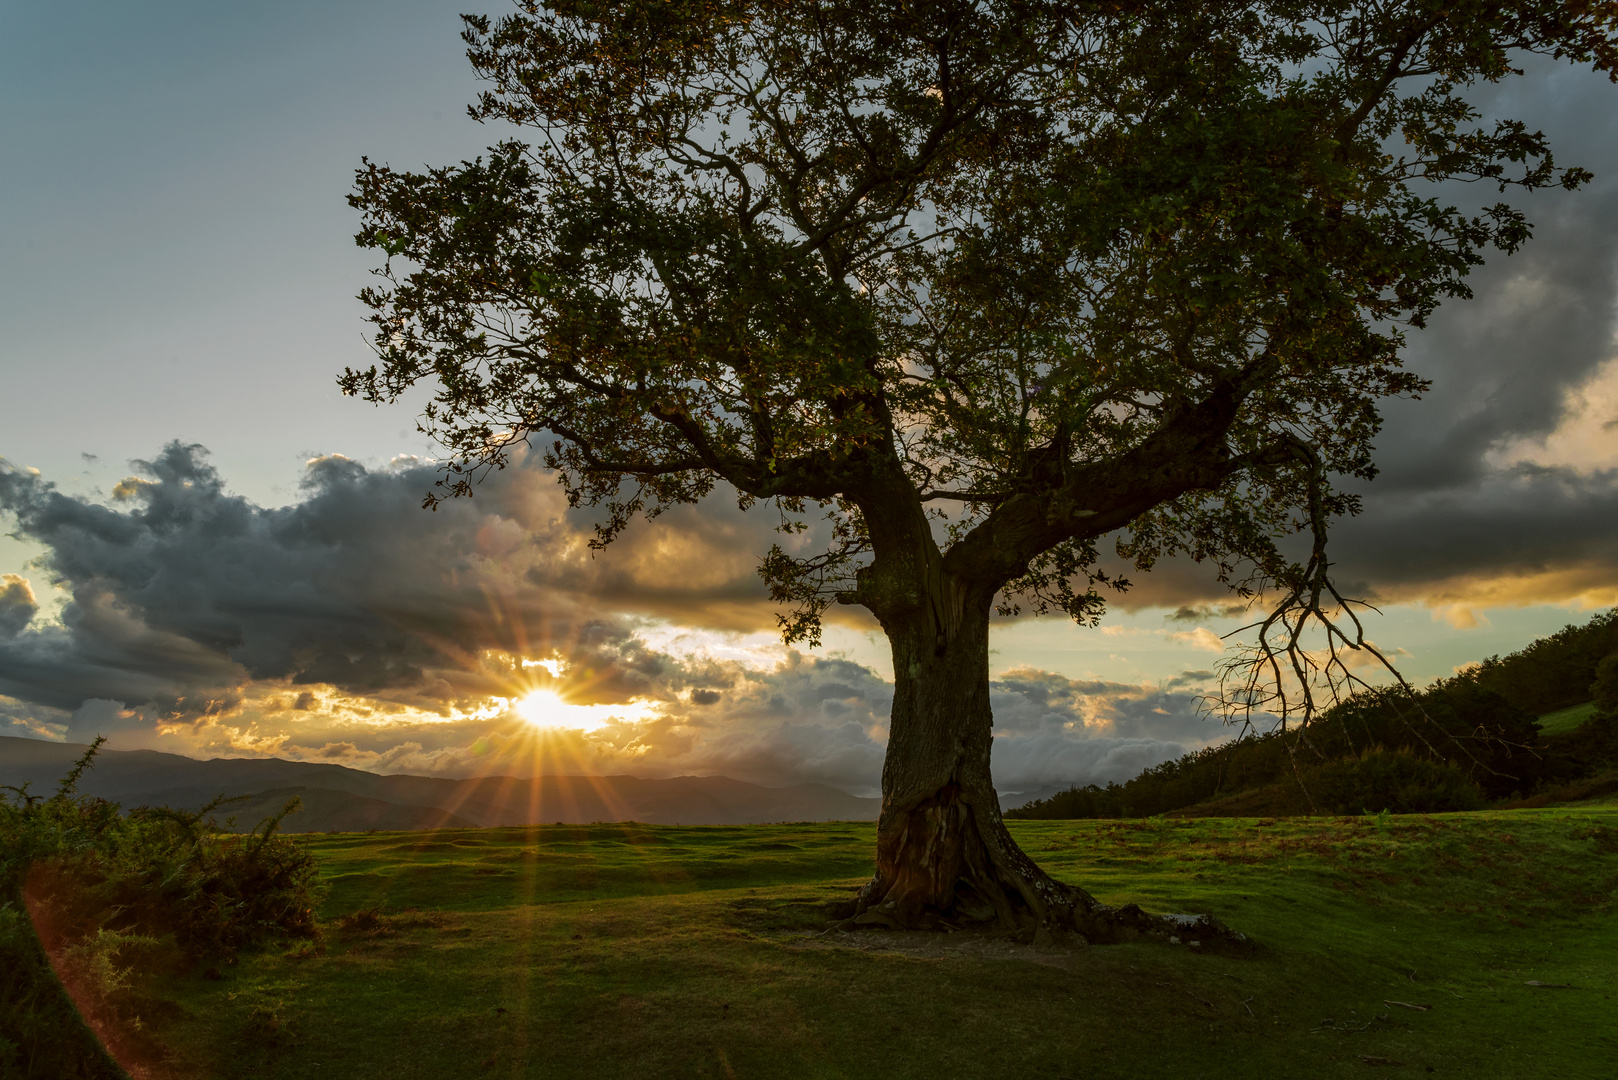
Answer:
1488;355;1618;475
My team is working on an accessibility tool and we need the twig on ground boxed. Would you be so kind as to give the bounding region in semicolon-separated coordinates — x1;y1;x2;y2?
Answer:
1384;1000;1430;1011
1239;995;1255;1017
1310;1012;1391;1033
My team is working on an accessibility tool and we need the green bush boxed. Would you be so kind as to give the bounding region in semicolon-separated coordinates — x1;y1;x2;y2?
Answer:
1591;652;1618;716
1301;749;1486;815
0;739;324;1079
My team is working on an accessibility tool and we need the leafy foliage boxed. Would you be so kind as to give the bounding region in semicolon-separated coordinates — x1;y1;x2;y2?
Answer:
345;0;1618;718
0;740;323;1079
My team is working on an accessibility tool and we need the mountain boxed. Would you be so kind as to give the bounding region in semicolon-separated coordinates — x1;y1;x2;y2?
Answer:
996;784;1079;812
0;737;879;831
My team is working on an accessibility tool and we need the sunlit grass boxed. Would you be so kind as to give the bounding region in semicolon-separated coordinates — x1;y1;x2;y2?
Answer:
154;810;1618;1079
1539;701;1600;737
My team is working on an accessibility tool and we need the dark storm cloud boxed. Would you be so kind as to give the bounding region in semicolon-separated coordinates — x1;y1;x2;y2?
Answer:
1091;64;1618;614
0;441;791;723
0;444;471;714
1372;61;1618;488
1322;63;1618;595
1328;466;1618;602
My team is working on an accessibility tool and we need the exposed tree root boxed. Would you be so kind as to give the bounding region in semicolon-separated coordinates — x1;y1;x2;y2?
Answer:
826;786;1248;951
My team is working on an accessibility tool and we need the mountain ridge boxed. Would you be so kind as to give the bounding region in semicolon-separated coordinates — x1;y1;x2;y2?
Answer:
0;736;880;829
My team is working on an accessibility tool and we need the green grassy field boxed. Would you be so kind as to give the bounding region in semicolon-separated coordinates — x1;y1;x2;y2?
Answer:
147;808;1618;1080
1539;701;1600;736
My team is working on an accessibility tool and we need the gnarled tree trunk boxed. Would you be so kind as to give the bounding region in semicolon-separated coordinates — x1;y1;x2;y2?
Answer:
840;558;1128;941
839;470;1239;948
848;584;1097;939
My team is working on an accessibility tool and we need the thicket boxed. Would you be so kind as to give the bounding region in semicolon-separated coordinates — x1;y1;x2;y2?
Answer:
1011;679;1541;820
0;739;323;1079
1467;609;1618;715
1012;609;1618;820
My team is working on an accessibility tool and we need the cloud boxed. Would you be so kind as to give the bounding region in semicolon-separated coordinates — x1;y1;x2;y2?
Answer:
0;437;1227;794
147;653;1223;796
1167;627;1226;653
0;441;1226;794
0;694;68;741
66;699;144;741
1165;603;1250;623
0;441;800;725
0;574;37;637
985;667;1228;790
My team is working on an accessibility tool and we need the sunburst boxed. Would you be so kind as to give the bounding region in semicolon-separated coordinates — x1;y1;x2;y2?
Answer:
513;689;657;732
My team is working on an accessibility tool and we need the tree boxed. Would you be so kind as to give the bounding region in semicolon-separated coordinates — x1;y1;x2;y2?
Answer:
344;0;1618;939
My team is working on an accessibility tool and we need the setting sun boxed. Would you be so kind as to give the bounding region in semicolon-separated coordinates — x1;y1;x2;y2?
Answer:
512;690;657;732
515;689;575;728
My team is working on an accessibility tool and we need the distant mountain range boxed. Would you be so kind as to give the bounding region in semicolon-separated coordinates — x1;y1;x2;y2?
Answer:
0;737;880;831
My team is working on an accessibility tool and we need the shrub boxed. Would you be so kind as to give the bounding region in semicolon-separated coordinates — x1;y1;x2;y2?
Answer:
1301;749;1486;815
1592;652;1618;716
0;739;324;1078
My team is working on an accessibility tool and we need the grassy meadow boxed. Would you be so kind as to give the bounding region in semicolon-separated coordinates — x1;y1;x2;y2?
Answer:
138;805;1618;1080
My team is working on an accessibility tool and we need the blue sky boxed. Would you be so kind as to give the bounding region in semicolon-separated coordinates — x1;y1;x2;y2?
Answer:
2;4;1617;792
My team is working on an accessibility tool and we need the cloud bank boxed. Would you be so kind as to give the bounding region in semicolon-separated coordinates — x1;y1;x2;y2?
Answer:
0;444;1233;794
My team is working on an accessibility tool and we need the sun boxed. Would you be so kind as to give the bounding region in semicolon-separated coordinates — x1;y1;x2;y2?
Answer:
508;688;661;732
515;689;572;728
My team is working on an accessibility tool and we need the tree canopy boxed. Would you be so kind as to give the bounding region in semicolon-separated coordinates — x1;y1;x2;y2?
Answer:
348;0;1613;710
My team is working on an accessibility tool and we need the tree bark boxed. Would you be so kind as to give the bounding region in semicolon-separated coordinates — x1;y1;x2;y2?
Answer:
839;567;1244;948
835;460;1242;947
844;574;1100;940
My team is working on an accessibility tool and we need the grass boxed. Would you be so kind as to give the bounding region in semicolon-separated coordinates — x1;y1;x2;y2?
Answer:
1538;701;1599;736
137;810;1618;1080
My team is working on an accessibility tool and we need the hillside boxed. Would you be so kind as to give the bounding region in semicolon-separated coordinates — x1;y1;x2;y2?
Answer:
1012;608;1618;820
0;737;879;829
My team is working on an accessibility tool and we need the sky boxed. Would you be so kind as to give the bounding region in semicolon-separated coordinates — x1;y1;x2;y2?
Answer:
2;3;1617;798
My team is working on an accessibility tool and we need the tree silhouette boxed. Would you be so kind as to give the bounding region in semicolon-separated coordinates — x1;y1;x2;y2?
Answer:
345;0;1617;937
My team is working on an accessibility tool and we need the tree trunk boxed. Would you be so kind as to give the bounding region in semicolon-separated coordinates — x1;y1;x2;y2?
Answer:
846;580;1106;941
840;572;1242;948
839;475;1241;947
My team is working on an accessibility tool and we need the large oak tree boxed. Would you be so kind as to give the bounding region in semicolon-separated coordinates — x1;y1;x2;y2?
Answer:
345;0;1617;939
